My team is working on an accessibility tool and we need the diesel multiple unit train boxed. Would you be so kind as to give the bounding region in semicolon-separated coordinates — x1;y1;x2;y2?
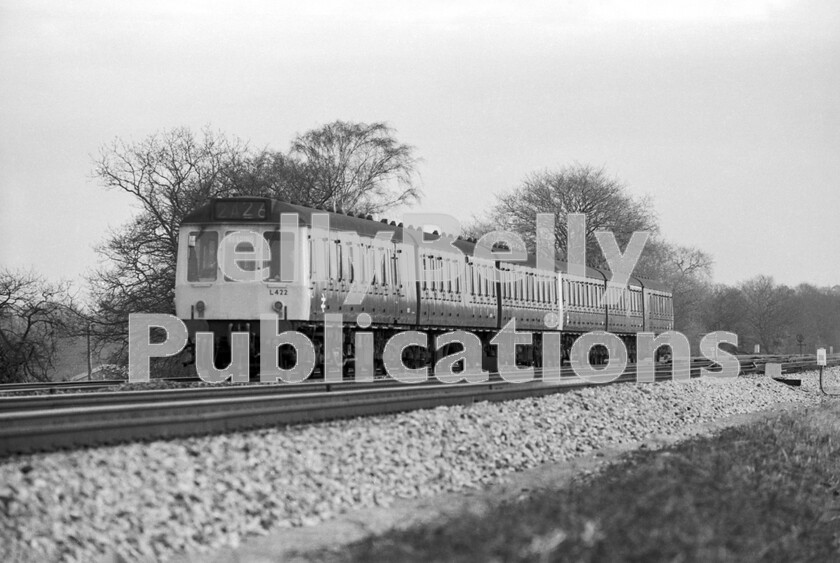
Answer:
175;197;674;373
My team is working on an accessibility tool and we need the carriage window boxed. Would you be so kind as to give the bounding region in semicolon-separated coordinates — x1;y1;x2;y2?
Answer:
346;244;355;283
187;231;218;281
513;272;518;300
471;266;478;296
455;268;460;294
328;240;337;281
336;242;344;281
452;261;458;293
309;238;315;280
380;250;388;285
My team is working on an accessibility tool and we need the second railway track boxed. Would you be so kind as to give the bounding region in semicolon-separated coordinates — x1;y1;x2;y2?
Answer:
1;356;833;458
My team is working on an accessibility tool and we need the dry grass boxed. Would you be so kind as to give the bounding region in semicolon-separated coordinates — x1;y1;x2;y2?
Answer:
322;400;840;562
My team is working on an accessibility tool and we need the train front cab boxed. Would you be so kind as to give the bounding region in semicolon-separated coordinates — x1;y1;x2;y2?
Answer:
174;214;312;369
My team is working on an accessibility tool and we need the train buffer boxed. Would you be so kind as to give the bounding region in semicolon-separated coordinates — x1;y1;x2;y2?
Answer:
765;362;801;387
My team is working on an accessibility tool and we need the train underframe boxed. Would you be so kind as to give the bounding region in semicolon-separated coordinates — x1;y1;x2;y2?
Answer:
186;320;665;379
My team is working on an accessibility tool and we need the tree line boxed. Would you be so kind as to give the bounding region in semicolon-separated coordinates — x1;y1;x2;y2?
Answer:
1;123;833;381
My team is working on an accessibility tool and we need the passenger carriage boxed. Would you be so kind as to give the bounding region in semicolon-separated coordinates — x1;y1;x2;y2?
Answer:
175;197;674;374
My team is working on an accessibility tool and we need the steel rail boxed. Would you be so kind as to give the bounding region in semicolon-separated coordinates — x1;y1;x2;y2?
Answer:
0;360;724;413
0;370;630;457
1;357;834;457
0;353;829;395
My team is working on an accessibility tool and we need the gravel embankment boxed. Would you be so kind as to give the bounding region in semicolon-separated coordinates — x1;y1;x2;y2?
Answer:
1;370;834;562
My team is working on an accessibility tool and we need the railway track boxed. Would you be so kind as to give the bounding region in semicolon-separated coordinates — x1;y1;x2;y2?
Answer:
0;358;723;413
0;356;834;457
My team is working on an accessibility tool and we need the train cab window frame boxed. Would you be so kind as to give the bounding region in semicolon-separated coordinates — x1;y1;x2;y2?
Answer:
187;231;219;282
219;230;286;282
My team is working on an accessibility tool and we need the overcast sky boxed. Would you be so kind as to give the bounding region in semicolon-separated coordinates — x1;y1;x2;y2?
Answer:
1;0;838;293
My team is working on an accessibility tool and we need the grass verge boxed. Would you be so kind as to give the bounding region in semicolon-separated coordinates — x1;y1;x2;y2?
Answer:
319;400;840;562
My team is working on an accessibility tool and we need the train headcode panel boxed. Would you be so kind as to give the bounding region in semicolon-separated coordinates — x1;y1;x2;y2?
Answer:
213;200;268;220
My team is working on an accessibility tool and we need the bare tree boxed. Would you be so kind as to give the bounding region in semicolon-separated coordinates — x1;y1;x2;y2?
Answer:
786;284;840;353
739;275;794;353
88;123;422;361
290;121;421;214
702;283;747;331
89;127;253;355
0;269;77;382
484;163;658;268
635;238;713;334
92;126;251;259
220;149;314;203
